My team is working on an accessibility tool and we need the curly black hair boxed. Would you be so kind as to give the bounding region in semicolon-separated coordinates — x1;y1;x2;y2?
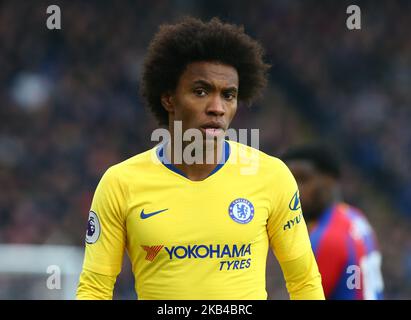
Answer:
140;17;270;125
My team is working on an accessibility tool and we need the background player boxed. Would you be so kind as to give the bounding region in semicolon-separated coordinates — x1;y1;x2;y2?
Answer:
282;144;384;299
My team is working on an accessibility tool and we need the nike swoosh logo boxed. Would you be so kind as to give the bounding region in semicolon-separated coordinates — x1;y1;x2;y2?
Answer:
140;208;169;219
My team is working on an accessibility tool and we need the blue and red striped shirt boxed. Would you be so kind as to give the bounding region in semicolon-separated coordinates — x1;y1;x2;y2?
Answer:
310;203;384;299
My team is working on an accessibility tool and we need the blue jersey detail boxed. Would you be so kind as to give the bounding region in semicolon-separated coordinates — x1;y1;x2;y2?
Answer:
156;140;231;178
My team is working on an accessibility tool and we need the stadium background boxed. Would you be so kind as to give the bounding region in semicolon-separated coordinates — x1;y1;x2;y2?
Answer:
0;0;410;299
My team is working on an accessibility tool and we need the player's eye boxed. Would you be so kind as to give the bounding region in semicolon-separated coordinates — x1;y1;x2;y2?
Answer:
223;91;237;101
194;88;207;97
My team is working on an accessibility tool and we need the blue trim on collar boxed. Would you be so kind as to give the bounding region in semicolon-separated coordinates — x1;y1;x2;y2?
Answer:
156;140;231;179
208;140;230;176
157;145;188;177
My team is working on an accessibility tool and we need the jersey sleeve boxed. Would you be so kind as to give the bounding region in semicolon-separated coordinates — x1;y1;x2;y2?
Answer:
80;166;127;277
267;159;313;262
76;269;117;300
278;250;325;300
267;159;324;299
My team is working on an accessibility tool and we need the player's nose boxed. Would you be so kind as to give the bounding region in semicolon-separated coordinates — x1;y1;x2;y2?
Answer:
206;94;225;116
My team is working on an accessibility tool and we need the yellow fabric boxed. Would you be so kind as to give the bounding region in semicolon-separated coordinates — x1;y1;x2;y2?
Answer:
76;269;116;300
278;250;325;300
77;140;322;299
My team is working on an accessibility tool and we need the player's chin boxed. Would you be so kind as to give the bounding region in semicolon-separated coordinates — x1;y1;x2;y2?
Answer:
202;137;222;149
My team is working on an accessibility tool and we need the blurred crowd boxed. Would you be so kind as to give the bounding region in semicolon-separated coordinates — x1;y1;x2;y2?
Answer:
0;0;410;299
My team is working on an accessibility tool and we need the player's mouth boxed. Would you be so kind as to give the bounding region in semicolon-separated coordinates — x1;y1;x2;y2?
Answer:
200;122;225;137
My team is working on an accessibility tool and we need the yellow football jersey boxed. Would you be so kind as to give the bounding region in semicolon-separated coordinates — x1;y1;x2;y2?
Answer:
80;140;315;299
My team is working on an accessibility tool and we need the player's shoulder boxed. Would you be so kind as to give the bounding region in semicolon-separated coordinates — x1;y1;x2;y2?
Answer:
99;146;158;182
227;140;290;174
334;203;370;226
321;203;375;244
339;203;376;238
315;211;350;253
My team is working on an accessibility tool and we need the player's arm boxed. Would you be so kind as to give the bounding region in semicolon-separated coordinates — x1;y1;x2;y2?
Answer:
76;166;127;300
267;159;325;300
278;249;324;299
77;270;117;300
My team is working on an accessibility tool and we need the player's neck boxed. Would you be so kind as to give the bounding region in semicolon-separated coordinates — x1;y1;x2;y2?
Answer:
166;140;225;181
176;162;219;181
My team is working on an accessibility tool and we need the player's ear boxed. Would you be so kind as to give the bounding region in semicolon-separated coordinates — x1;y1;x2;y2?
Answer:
161;91;174;114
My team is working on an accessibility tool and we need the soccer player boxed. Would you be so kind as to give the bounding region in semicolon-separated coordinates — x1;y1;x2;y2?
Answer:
282;144;384;299
76;17;324;300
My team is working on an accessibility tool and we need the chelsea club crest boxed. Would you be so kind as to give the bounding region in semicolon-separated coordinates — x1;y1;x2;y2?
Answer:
228;198;255;224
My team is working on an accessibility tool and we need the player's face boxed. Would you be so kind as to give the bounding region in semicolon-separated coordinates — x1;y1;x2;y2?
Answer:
286;160;333;222
164;61;239;142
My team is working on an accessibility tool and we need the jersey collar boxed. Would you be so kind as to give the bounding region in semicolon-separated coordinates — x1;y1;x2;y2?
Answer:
156;140;231;179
